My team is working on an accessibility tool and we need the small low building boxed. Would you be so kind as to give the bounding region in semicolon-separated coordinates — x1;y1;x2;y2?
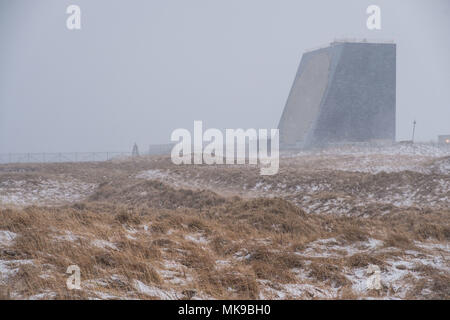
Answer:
438;135;450;146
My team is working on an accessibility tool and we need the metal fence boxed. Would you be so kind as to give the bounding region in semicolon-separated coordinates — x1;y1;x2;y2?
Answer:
0;152;132;164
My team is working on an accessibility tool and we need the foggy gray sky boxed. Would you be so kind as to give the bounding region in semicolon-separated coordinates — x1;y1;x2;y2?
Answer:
0;0;449;153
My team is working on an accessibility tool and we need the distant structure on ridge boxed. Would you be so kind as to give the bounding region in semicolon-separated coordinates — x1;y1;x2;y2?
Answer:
278;40;396;149
438;135;450;146
132;143;140;157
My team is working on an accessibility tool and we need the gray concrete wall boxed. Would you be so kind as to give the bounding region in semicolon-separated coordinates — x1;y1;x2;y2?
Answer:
278;50;332;147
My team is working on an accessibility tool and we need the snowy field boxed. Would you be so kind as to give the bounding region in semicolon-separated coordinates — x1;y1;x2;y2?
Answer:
0;143;448;299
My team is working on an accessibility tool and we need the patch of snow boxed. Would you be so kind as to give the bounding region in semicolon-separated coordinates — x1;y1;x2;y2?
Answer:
91;239;118;251
0;178;96;207
83;279;109;289
415;241;450;253
136;169;168;180
28;291;57;300
53;231;79;242
132;280;180;299
258;280;336;299
91;291;123;300
184;234;209;244
0;259;34;284
215;260;231;269
297;238;383;258
0;230;17;247
234;249;251;261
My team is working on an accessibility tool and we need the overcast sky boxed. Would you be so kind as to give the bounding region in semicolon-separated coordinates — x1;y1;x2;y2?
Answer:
0;0;449;153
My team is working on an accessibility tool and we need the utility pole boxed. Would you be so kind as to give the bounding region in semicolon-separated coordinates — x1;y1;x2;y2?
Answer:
412;120;417;143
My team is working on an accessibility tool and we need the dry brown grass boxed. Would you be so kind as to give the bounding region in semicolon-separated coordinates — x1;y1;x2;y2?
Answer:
308;260;350;288
0;156;448;300
384;233;415;249
1;193;448;300
345;253;385;268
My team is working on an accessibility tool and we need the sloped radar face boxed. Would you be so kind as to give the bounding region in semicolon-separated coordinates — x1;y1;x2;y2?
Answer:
312;43;396;144
279;51;330;146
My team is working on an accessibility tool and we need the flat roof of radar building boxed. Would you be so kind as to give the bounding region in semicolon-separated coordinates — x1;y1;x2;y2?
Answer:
304;39;395;53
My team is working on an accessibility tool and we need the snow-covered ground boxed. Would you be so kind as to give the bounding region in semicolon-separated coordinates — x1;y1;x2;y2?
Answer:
283;143;450;158
0;144;447;300
136;144;450;215
0;178;97;207
0;230;17;247
0;229;33;286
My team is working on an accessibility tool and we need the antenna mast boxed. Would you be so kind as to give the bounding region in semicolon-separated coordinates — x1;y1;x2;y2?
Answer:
412;120;416;143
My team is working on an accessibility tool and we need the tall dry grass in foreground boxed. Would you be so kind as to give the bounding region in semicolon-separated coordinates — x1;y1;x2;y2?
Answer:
0;154;449;299
0;189;448;299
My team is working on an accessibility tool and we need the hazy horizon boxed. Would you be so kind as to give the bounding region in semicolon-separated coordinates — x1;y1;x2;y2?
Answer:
1;0;449;153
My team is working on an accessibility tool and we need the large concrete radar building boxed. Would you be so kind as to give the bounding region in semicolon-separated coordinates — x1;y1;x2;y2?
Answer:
278;41;396;149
